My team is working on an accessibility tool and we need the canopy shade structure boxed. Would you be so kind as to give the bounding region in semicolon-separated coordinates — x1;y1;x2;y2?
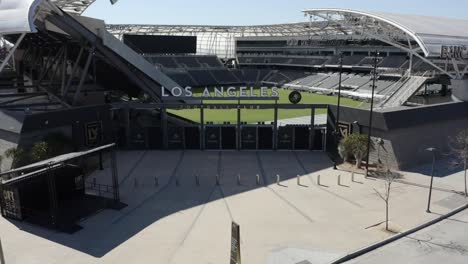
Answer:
303;8;468;58
0;0;43;34
51;0;118;14
51;0;96;14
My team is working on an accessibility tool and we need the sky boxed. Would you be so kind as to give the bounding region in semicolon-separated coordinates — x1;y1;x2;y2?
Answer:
84;0;468;25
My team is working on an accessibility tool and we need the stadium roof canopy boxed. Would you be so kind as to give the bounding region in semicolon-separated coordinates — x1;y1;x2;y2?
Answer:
303;8;468;58
51;0;96;14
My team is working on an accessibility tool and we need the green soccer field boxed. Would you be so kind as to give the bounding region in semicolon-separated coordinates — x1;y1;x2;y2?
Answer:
168;88;367;124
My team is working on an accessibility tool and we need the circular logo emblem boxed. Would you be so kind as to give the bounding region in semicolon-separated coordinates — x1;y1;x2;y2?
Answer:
289;91;302;104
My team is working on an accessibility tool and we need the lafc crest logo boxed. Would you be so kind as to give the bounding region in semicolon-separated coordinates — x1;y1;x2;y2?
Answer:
86;122;102;146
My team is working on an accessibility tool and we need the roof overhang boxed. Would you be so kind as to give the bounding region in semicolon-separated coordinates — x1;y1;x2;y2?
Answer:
303;8;468;58
0;0;43;34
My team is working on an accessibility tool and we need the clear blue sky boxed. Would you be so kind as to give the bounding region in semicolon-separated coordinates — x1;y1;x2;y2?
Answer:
84;0;468;25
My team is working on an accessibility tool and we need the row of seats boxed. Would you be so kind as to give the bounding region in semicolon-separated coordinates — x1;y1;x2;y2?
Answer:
286;72;399;96
164;69;243;87
146;55;224;69
238;55;409;69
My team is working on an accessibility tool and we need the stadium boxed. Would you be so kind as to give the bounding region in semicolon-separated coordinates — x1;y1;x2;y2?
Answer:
0;1;468;264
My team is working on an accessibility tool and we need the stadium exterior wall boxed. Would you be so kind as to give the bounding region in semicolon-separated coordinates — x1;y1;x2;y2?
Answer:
329;102;468;169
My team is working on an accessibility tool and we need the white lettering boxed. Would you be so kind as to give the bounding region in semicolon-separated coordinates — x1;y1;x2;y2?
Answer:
203;87;211;97
250;87;256;97
271;87;279;97
227;87;237;97
239;87;247;97
185;87;193;97
260;87;268;97
162;87;170;97
171;87;183;97
214;87;224;97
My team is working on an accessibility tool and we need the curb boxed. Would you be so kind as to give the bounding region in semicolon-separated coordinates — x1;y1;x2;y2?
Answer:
330;203;468;264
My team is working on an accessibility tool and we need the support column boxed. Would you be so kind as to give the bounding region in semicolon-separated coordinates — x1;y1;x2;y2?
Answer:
73;48;95;105
0;33;26;73
273;105;278;151
310;108;315;150
200;106;205;150
46;165;59;228
237;106;241;151
63;46;85;98
161;107;168;150
123;107;131;148
111;147;120;203
61;45;68;97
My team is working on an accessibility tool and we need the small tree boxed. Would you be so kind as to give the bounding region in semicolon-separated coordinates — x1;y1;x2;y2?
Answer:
373;163;399;231
339;134;374;168
448;129;468;197
31;141;50;162
4;147;27;168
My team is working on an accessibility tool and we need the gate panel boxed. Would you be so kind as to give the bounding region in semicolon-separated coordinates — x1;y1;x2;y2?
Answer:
241;126;257;150
184;127;200;149
168;126;184;149
313;129;325;151
148;127;162;149
221;126;237;150
205;126;221;150
294;126;310;150
258;126;273;150
278;127;294;150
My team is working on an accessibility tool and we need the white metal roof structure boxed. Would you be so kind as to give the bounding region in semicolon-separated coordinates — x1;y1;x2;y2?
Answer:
107;23;314;59
303;8;468;58
51;0;96;14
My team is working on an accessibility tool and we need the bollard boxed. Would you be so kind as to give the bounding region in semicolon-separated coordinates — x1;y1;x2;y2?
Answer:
237;174;241;186
297;174;301;185
256;174;261;186
338;175;341;186
216;174;220;186
276;174;281;185
0;238;5;264
318;175;321;186
93;178;97;187
155;176;159;187
196;175;200;186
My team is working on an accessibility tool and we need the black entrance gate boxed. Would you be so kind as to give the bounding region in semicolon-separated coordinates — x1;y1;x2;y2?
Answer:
148;127;162;149
258;126;273;150
241;126;257;150
168;126;184;149
184;127;200;149
278;126;294;150
221;126;237;150
205;126;221;149
294;126;310;150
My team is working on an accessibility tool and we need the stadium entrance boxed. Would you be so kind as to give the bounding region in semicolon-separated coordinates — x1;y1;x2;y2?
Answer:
119;102;329;151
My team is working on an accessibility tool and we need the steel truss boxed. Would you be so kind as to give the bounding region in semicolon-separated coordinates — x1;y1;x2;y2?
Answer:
303;9;467;79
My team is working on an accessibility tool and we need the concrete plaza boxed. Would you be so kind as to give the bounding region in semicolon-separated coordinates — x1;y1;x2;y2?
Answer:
0;151;467;264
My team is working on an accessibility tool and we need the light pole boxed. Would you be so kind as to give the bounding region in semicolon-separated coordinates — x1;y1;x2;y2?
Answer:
334;53;344;170
365;51;379;177
426;147;438;213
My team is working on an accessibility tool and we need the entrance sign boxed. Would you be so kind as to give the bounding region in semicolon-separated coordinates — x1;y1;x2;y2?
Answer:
338;122;352;137
85;122;103;147
230;222;241;264
162;86;279;99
